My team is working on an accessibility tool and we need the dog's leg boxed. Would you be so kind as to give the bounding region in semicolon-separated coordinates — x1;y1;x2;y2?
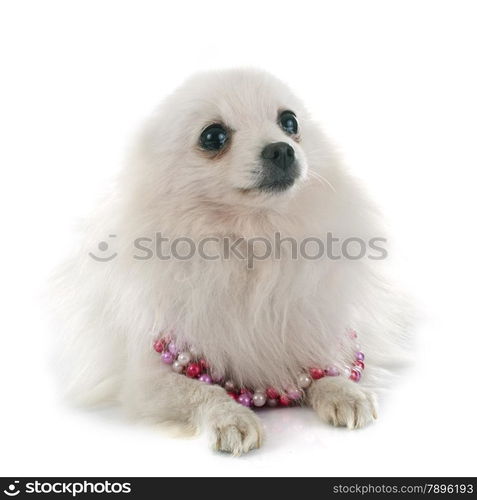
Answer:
306;377;378;429
122;357;263;455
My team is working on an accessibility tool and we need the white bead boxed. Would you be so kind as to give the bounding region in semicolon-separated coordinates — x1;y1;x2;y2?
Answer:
297;373;312;388
224;380;235;391
177;352;191;366
252;393;267;407
342;366;351;378
172;361;183;373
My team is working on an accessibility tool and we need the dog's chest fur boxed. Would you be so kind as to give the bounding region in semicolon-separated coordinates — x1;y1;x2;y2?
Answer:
156;244;357;391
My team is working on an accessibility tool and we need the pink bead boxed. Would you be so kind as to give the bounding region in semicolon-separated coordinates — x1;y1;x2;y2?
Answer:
266;387;279;399
325;365;340;376
309;367;325;380
237;394;252;407
350;368;361;382
199;359;208;371
354;360;365;370
227;391;238;400
186;363;201;378
153;339;165;353
279;395;291;407
198;374;212;384
161;351;173;364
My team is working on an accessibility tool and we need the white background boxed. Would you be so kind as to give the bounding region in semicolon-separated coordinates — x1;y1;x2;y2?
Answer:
1;0;476;477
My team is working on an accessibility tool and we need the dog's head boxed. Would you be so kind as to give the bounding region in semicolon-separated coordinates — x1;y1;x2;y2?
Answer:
138;69;326;209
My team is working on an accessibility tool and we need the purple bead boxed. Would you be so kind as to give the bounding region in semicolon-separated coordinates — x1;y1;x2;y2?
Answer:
356;351;365;362
286;388;302;401
237;394;252;407
161;351;173;364
168;342;179;356
325;365;340;376
240;390;253;399
198;374;212;384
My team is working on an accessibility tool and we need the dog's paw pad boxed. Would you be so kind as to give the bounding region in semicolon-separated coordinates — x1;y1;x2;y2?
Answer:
209;405;263;456
310;377;378;429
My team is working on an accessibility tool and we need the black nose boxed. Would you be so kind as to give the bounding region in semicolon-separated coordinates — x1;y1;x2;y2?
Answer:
261;142;295;170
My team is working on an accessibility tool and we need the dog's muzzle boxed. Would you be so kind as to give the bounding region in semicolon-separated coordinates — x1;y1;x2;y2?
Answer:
257;142;300;192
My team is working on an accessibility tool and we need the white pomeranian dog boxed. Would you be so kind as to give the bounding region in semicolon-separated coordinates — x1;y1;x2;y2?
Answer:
52;68;409;455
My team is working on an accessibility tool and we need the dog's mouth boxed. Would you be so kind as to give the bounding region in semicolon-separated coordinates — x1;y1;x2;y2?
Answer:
238;159;302;195
257;176;297;193
255;159;301;193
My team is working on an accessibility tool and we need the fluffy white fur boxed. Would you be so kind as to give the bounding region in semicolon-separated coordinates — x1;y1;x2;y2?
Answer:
52;68;409;455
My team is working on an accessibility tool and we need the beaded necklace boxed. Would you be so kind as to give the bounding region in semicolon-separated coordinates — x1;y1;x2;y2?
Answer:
153;328;365;408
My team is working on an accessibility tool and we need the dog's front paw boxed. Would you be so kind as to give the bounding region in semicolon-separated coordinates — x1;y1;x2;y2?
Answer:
208;402;264;456
308;377;377;429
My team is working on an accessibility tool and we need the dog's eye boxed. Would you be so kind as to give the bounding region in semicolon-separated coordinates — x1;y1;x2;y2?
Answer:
199;124;228;151
279;110;298;135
